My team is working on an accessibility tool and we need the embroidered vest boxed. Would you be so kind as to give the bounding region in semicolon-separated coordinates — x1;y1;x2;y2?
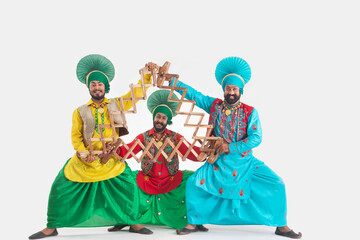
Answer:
141;130;179;176
78;98;129;146
208;98;254;142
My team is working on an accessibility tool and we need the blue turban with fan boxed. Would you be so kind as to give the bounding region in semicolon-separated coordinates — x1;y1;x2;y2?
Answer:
215;57;251;94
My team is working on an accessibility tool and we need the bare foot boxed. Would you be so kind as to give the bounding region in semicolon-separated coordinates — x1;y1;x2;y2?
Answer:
277;226;291;232
41;228;56;235
183;224;196;230
276;226;302;238
130;224;146;231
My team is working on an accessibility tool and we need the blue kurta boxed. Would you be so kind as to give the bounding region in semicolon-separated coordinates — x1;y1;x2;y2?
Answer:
173;80;287;227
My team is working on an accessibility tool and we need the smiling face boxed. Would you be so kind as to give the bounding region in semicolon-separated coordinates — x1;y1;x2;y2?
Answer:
224;84;241;105
89;81;106;100
153;112;168;133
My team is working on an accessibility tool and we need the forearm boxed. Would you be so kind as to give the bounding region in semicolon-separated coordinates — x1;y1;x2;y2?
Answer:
228;109;262;154
71;109;88;152
228;134;262;154
72;136;88;152
170;79;215;114
116;135;144;159
177;135;201;161
119;74;152;111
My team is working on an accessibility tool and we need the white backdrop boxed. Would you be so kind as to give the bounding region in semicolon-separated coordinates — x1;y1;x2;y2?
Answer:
1;1;359;239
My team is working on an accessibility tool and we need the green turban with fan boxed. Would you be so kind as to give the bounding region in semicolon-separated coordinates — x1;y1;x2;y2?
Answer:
76;54;115;93
147;90;179;125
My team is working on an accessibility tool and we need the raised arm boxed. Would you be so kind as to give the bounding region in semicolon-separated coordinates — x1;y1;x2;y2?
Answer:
116;74;152;111
170;79;216;114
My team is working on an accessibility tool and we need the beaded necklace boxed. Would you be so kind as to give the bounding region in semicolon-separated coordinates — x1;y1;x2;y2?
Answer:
92;102;106;134
222;101;241;115
152;132;166;164
153;132;166;147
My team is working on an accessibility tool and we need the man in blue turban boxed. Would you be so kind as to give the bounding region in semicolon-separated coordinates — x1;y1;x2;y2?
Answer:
171;57;301;238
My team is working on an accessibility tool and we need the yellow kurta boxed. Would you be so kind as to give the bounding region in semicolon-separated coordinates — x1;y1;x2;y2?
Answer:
64;75;152;182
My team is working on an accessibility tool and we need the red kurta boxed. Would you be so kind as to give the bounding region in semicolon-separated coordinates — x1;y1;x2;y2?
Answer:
117;128;201;194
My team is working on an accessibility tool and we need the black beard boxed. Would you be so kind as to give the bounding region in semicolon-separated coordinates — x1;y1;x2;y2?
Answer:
90;91;105;100
224;93;240;104
153;121;167;133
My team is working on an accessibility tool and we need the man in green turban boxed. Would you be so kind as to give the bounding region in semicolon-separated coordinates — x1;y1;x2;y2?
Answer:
106;90;208;233
29;55;155;239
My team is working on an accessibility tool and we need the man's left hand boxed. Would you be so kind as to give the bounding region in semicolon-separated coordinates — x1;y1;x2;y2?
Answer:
104;142;114;154
146;62;159;72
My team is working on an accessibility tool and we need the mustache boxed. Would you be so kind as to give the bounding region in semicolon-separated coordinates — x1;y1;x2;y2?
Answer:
90;90;105;100
225;94;238;101
154;121;167;132
155;121;165;127
224;93;240;104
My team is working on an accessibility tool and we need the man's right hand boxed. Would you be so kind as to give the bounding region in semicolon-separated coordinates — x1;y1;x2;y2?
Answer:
84;155;97;163
76;151;97;163
79;155;96;163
